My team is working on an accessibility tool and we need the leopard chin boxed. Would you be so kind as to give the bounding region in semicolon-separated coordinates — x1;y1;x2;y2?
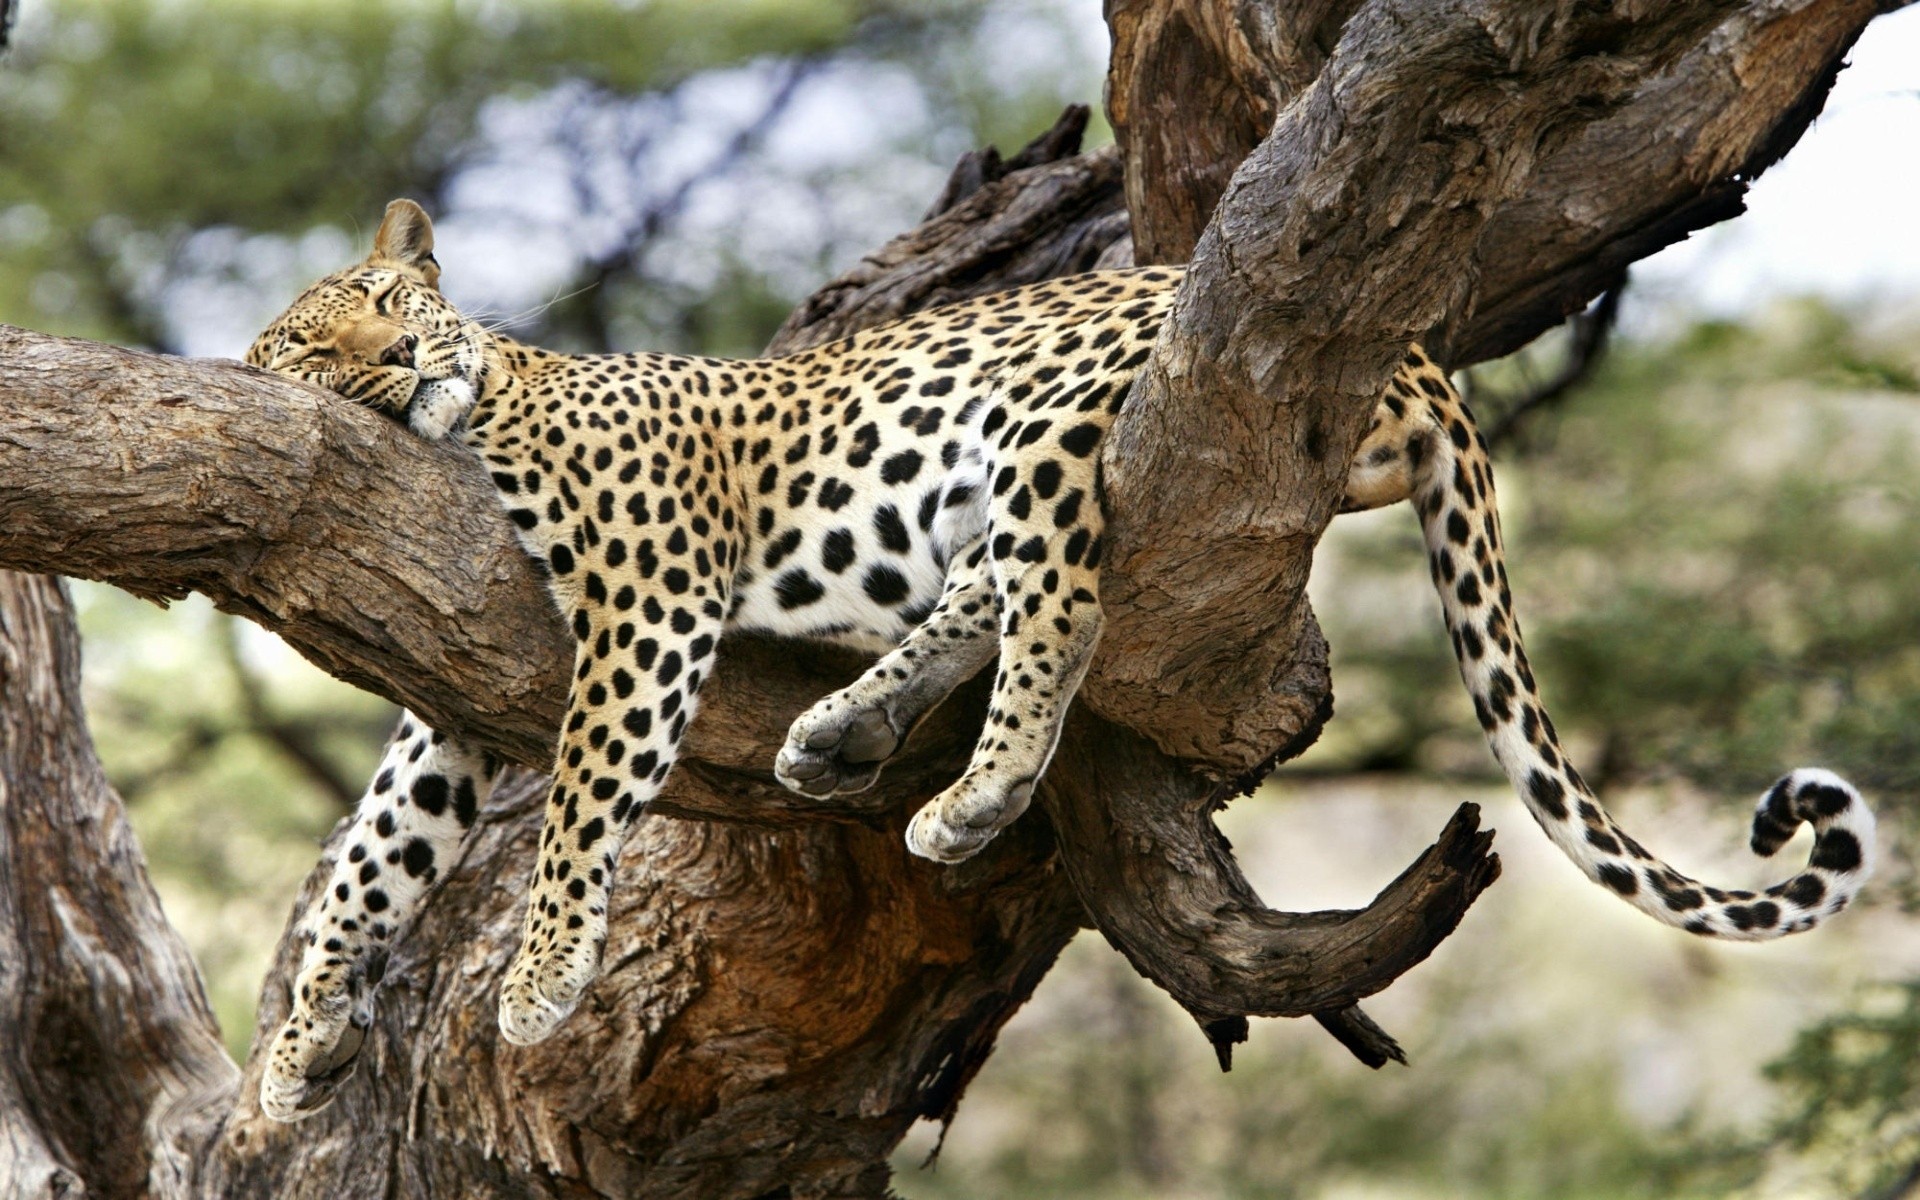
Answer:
406;376;475;440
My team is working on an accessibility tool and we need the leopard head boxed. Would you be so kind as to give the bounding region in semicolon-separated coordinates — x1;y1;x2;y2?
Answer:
248;200;487;439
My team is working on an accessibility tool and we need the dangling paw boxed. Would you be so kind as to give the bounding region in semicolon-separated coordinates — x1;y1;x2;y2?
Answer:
496;911;605;1047
775;699;904;797
904;775;1035;864
259;953;380;1121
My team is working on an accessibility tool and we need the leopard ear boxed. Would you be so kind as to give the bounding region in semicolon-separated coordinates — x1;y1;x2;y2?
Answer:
371;199;441;289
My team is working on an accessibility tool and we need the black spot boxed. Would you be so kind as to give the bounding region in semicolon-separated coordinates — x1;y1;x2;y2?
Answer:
881;450;923;485
577;817;606;851
873;504;912;553
1058;423;1101;457
1781;875;1825;907
763;527;803;569
1063;528;1091;566
550;544;575;575
775;570;826;608
1810;828;1863;873
1525;769;1567;819
1799;782;1854;818
863;565;910;605
819;478;855;511
364;889;390;913
401;838;435;878
413;774;450;817
822;529;856;573
1597;863;1637;895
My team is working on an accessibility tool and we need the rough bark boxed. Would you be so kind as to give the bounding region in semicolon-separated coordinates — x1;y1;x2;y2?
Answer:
1088;0;1898;769
0;574;238;1198
1105;0;1900;364
0;0;1895;1194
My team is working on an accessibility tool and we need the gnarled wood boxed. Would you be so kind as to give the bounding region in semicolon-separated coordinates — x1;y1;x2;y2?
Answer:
1089;0;1887;769
0;0;1897;1193
0;574;237;1199
1104;0;1898;366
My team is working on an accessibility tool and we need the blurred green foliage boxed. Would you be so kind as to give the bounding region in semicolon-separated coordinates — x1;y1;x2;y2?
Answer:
0;0;891;341
0;0;1095;352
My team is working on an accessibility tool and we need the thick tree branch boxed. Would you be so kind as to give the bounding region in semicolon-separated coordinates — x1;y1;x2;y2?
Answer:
1090;0;1884;771
1105;0;1897;367
0;574;237;1198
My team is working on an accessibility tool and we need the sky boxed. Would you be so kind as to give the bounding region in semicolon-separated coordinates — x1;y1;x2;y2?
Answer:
1629;4;1920;317
183;0;1920;358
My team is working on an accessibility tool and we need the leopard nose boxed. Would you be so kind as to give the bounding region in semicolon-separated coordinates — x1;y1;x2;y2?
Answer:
381;333;417;368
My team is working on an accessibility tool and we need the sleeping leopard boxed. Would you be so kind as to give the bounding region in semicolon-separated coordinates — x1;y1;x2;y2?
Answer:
244;199;1875;1121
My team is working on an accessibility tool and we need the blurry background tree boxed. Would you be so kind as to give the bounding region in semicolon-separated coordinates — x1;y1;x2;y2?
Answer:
5;0;1920;1196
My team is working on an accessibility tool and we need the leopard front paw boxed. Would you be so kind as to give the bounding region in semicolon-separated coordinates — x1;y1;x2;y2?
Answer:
259;964;377;1122
775;702;901;797
905;776;1035;864
496;924;604;1047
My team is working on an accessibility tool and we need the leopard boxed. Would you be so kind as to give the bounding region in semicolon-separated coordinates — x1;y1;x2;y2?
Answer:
244;198;1874;1121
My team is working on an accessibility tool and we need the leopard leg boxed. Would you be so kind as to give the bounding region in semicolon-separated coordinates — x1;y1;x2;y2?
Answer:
906;410;1107;863
777;536;1000;796
1340;377;1425;513
495;585;728;1046
260;712;494;1121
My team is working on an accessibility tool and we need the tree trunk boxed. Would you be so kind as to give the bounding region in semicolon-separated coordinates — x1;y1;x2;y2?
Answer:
0;0;1900;1194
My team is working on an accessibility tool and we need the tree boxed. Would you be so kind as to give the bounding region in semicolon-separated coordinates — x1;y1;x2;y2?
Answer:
0;0;1899;1195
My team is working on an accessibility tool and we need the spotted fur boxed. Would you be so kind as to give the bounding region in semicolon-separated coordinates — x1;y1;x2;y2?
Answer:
245;199;1872;1120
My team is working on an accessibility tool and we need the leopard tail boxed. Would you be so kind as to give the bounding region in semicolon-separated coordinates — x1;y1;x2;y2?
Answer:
1408;386;1873;940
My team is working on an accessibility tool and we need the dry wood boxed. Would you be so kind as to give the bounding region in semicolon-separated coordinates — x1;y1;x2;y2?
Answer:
1105;0;1899;364
0;574;237;1199
0;0;1896;1194
1090;0;1895;770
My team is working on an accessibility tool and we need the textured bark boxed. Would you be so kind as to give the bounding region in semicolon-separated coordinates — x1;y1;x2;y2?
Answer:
1088;0;1895;769
1105;0;1899;364
0;0;1895;1194
0;574;238;1198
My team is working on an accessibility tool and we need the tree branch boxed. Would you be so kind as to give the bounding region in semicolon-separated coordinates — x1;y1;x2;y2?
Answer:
0;574;237;1198
1104;0;1898;368
1090;0;1889;772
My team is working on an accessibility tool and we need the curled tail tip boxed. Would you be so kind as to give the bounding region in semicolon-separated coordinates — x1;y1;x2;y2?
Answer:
1749;767;1874;861
1672;766;1875;943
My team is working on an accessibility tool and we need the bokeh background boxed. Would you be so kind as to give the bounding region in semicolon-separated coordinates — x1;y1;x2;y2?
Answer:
4;2;1920;1195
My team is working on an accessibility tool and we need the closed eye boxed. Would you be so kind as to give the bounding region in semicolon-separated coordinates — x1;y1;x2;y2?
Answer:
368;274;403;315
271;344;338;371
